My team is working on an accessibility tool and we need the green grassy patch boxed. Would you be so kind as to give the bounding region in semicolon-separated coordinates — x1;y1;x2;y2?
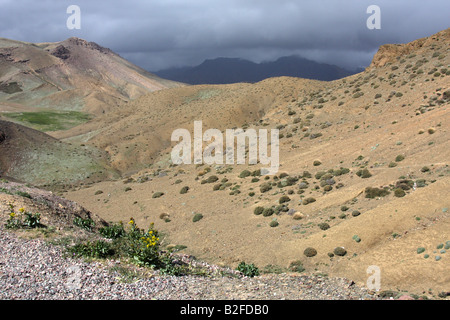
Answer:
3;110;92;131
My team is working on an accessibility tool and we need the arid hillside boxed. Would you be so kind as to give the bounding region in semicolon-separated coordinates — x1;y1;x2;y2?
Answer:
0;120;117;187
63;28;449;294
1;29;449;296
0;36;184;129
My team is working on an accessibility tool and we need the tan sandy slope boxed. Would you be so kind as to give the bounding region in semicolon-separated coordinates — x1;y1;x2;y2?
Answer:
1;29;449;295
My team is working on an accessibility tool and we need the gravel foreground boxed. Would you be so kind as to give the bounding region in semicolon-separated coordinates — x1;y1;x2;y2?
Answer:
0;227;382;301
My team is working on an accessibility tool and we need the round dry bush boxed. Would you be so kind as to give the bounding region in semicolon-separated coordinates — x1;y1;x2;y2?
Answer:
313;160;322;166
152;191;164;198
333;247;347;256
180;186;189;194
318;223;330;231
269;220;279;228
303;247;317;257
394;188;406;197
262;208;274;217
302;197;316;205
192;213;203;223
260;182;272;193
206;175;219;183
279;195;291;204
352;210;361;217
253;206;264;215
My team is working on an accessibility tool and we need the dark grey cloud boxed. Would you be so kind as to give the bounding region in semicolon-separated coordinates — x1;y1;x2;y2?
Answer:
0;1;448;71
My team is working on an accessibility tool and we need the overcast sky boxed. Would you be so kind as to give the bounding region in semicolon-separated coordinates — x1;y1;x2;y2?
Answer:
0;1;448;71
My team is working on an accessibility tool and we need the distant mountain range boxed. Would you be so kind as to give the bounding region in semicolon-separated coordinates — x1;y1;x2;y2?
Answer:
154;56;363;84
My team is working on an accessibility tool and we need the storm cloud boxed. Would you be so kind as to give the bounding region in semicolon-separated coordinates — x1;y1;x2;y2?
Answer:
0;0;448;71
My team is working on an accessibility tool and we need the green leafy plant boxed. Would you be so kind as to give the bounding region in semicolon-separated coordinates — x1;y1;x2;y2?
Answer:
236;261;260;277
4;204;43;229
125;220;161;267
73;216;95;231
23;211;42;229
68;240;114;259
99;222;126;239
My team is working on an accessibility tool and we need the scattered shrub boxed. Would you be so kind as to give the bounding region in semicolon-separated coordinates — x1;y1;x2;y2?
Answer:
303;247;317;257
260;182;272;193
365;187;390;199
333;247;347;256
192;213;203;222
262;208;274;217
318;223;330;231
388;162;397;168
395;155;405;162
313;160;322;166
298;182;308;189
279;195;291;204
356;168;372;178
206;175;219;183
302;197;316;205
394;188;406;197
179;186;189;194
352;210;361;217
420;166;430;173
239;170;251;178
253;206;264;215
288;260;305;273
152;192;164;198
269;219;279;227
415;179;426;188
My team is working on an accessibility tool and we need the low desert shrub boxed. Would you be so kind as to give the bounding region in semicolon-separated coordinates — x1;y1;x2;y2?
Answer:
152;192;164;198
365;187;390;199
180;186;189;194
192;213;204;222
356;168;372;178
253;206;264;215
333;247;347;256
302;197;316;205
304;247;317;257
